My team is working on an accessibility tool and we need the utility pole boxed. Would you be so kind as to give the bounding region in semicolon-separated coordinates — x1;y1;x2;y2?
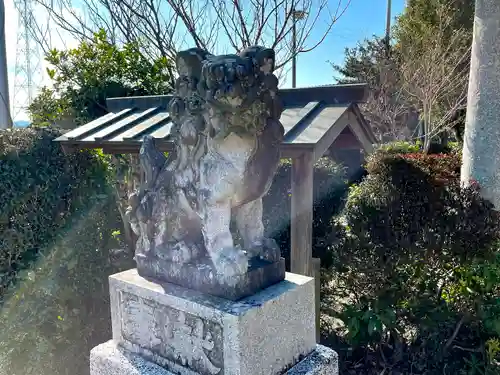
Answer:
0;0;12;129
291;9;306;88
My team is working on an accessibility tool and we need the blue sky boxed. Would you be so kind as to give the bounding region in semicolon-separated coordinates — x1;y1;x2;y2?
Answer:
292;0;406;87
5;0;406;121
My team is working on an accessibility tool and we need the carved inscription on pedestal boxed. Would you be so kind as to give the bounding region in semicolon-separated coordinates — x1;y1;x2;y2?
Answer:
119;292;224;375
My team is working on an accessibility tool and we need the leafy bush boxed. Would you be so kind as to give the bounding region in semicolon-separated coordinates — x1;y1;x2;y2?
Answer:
377;140;462;156
29;29;173;126
376;140;422;154
263;158;349;269
0;128;131;375
322;149;500;374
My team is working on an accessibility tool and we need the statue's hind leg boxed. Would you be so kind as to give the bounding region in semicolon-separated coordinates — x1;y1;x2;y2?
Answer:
234;199;280;262
234;198;264;250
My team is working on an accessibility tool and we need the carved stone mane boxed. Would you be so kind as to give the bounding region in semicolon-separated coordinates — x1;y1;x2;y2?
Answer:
126;46;285;300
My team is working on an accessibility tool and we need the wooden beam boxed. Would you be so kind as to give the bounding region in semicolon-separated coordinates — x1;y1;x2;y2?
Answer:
312;257;321;343
351;103;378;145
280;144;314;159
290;151;314;277
62;140;313;158
312;110;350;162
347;111;374;153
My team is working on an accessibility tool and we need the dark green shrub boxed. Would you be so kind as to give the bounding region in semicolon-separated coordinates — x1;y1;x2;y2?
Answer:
0;128;131;375
0;128;108;293
263;158;348;269
323;150;500;374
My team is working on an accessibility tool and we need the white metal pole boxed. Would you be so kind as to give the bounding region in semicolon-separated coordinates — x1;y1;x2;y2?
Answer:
0;0;12;128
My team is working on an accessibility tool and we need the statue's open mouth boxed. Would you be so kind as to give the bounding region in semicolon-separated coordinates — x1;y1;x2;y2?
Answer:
204;79;264;115
206;95;246;113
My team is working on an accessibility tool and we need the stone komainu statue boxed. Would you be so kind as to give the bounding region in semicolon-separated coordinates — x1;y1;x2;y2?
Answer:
126;46;284;285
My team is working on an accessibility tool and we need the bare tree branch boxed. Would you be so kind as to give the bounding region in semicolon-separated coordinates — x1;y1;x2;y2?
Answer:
30;0;351;79
400;14;471;150
333;37;417;141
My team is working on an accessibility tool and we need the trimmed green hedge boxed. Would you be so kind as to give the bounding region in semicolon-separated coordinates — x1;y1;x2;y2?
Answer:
323;145;500;374
0;128;130;375
0;128;108;292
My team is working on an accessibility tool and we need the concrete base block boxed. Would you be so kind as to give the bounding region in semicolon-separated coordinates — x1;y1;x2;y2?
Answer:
90;341;338;375
90;268;339;375
90;340;174;375
108;269;317;375
286;345;339;375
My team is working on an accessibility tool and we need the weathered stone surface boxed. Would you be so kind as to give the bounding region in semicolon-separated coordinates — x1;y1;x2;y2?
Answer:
119;291;224;374
136;253;286;301
90;341;338;375
90;341;174;375
286;345;339;375
125;46;285;294
108;269;316;375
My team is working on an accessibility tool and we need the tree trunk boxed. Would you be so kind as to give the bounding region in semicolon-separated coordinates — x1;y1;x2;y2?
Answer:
461;0;500;209
439;131;448;149
422;103;432;154
117;202;137;252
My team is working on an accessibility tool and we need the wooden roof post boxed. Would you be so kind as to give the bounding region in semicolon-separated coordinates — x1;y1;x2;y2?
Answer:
290;151;314;277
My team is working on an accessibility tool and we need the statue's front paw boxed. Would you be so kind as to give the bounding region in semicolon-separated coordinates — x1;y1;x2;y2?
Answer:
169;241;202;264
213;247;249;281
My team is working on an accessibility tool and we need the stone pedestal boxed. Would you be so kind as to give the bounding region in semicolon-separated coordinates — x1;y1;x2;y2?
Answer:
91;341;338;375
90;269;338;375
135;251;286;301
